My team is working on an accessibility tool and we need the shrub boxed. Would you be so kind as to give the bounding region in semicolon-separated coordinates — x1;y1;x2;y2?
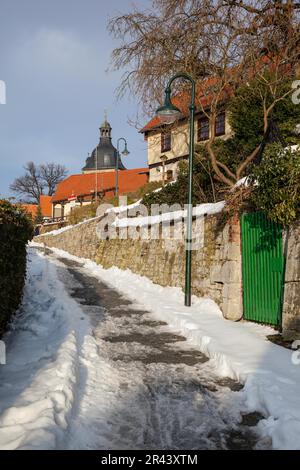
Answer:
68;203;100;226
142;159;225;208
137;181;162;198
34;205;43;224
102;194;137;207
0;200;34;335
250;144;300;226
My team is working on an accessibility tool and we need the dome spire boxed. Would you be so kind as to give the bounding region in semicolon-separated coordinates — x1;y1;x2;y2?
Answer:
99;110;112;140
82;114;126;173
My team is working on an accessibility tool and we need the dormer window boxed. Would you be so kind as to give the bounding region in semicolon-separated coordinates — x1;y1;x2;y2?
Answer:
215;112;226;136
161;132;171;153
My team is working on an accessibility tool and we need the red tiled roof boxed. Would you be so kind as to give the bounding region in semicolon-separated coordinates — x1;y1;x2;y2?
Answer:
140;55;290;134
52;168;149;203
40;195;52;217
20;196;52;219
140;77;230;133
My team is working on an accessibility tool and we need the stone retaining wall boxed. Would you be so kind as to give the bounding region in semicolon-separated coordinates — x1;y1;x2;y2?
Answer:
35;213;243;321
34;213;300;337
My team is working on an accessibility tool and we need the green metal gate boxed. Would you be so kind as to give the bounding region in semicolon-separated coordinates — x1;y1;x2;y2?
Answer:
241;212;285;326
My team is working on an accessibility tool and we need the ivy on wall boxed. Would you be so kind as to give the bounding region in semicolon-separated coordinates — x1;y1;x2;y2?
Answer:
250;144;300;226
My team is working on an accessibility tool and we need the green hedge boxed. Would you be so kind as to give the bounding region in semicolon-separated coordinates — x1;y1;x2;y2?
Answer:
0;200;34;335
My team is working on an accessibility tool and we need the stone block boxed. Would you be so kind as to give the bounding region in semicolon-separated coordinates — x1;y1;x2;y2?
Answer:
220;260;242;284
221;298;243;321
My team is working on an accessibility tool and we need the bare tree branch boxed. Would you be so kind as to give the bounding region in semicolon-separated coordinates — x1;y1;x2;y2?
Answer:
109;0;300;187
10;162;68;203
40;163;68;196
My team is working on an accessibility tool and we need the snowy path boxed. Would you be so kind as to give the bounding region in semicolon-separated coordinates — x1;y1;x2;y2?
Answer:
0;248;266;450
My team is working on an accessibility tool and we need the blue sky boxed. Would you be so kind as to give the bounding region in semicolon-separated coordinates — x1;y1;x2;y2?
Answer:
0;0;150;198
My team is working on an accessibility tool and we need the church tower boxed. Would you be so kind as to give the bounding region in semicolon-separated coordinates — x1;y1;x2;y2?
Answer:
82;115;126;174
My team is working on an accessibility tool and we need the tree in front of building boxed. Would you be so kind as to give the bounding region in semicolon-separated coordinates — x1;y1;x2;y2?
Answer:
109;0;300;186
10;162;68;204
142;74;300;209
199;76;300;176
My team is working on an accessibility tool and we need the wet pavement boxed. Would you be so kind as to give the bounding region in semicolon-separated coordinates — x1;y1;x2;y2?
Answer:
45;249;268;450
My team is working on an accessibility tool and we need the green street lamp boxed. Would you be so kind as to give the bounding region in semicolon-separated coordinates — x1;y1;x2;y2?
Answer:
156;72;196;307
116;137;130;197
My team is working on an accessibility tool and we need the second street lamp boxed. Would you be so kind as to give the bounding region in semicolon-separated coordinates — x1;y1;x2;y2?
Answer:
116;138;130;197
156;72;196;307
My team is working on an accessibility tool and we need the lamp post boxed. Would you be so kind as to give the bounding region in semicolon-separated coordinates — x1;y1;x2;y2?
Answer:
156;72;196;307
94;147;98;204
116;137;130;197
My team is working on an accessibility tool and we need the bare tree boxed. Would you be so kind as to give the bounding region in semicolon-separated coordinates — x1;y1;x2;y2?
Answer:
10;162;67;203
109;0;300;187
40;163;68;196
10;162;43;203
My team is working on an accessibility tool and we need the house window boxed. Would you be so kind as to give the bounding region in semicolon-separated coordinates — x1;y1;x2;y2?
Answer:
197;117;209;141
161;132;171;152
215;112;226;136
166;170;173;181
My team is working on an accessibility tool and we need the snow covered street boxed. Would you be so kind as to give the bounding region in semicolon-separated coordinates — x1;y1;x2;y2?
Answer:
0;248;268;450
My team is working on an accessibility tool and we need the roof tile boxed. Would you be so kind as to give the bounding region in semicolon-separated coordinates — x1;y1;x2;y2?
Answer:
52;168;149;203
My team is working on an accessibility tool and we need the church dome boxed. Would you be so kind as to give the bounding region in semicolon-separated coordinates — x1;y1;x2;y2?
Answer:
82;118;126;173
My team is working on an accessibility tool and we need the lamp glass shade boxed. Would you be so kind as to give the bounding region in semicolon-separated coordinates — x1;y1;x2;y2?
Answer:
156;88;181;124
156;107;181;124
122;142;130;156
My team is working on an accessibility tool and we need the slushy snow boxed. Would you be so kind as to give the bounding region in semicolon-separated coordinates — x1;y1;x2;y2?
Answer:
0;245;300;450
35;245;300;450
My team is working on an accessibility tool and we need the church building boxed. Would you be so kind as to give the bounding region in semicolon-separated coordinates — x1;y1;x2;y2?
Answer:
51;117;149;219
82;118;126;174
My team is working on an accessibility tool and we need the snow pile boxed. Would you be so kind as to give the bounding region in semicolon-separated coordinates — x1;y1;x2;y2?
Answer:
37;200;143;237
0;250;96;449
232;177;250;189
37;199;225;236
31;245;300;450
113;201;225;228
38;215;103;237
38;225;72;237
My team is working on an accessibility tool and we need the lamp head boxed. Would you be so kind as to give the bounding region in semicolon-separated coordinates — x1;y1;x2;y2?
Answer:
156;87;181;125
122;141;130;156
